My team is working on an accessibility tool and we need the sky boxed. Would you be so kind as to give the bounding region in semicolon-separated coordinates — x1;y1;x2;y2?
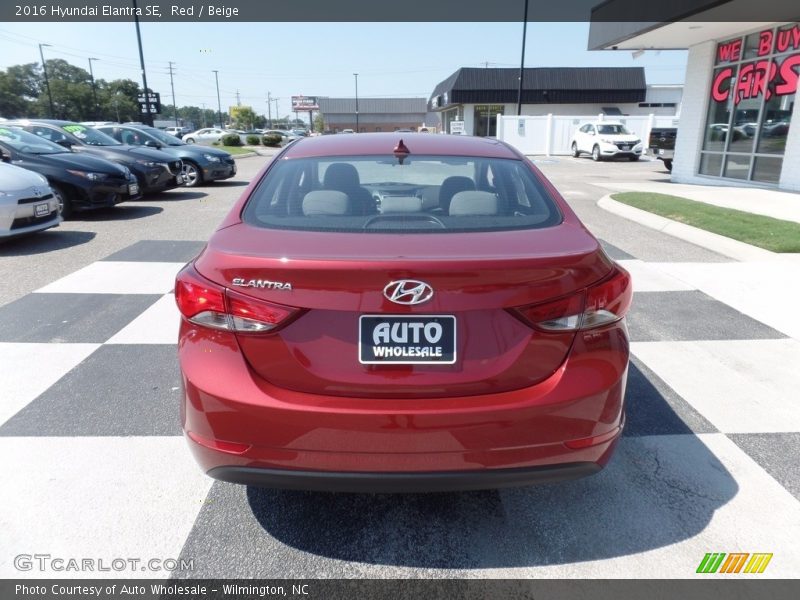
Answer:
0;21;687;120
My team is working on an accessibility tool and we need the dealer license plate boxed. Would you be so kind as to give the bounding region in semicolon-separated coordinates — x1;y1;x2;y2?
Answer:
34;203;50;217
359;315;456;365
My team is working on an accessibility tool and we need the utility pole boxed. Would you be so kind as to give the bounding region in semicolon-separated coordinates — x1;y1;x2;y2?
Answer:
266;92;272;128
38;43;54;118
353;73;359;133
212;70;222;127
132;0;153;126
168;61;179;127
88;58;99;120
235;89;241;106
200;102;206;127
516;0;529;116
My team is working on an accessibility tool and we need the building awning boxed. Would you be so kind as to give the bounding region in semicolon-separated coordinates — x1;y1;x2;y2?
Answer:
429;67;646;110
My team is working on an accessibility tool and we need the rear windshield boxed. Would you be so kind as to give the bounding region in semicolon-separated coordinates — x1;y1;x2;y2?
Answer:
597;124;630;135
242;155;562;233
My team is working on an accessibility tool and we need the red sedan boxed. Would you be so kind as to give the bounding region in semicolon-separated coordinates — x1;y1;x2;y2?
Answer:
175;133;631;492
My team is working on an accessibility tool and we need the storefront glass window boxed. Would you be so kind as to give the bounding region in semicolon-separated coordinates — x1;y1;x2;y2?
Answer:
702;23;798;186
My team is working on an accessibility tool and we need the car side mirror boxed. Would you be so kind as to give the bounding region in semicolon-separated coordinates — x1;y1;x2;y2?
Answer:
588;130;595;136
56;139;73;148
144;140;162;149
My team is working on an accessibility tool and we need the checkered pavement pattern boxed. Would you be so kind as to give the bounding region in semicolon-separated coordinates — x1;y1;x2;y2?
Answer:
0;240;798;579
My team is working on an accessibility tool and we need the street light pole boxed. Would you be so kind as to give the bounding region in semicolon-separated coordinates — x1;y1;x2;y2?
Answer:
213;70;222;127
38;43;54;117
132;0;153;126
267;92;272;128
168;61;178;127
516;0;529;117
353;73;359;133
87;57;99;120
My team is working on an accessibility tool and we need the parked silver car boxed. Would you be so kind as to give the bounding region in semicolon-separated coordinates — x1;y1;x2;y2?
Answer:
182;128;236;144
0;162;60;238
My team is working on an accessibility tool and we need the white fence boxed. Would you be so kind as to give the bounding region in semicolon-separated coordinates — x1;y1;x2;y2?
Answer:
496;113;680;156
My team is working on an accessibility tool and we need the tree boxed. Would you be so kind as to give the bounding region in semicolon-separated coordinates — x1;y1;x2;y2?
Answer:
231;106;258;131
314;112;325;133
98;78;140;123
0;63;41;118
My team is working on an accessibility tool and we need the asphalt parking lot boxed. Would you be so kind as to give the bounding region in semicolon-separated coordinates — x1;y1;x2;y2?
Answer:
1;153;798;579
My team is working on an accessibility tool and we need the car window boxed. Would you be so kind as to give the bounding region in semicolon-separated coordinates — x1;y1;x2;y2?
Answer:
242;155;562;233
0;126;67;154
596;124;630;135
29;125;68;143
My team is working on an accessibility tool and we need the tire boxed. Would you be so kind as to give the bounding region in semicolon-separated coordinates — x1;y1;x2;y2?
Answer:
592;145;601;161
182;160;202;188
51;183;72;219
185;137;195;144
663;159;673;172
571;142;580;158
628;155;640;162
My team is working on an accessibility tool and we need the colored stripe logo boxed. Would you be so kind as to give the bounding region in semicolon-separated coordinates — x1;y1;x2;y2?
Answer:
697;553;773;574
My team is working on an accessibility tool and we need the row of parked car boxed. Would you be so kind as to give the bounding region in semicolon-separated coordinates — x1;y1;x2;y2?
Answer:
0;119;238;239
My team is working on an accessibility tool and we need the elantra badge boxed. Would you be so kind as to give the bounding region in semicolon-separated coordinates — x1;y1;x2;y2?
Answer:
232;278;292;291
383;280;433;305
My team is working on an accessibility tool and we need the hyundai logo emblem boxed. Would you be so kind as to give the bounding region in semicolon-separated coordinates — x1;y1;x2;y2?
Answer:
33;187;41;197
383;280;434;305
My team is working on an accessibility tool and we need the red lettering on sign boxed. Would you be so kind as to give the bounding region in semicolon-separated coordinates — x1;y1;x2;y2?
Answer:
758;30;774;56
711;53;800;103
776;25;800;53
735;60;776;105
776;54;800;95
717;40;742;63
712;67;733;102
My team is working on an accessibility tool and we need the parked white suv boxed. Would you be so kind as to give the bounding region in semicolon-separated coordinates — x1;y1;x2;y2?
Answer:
571;122;643;161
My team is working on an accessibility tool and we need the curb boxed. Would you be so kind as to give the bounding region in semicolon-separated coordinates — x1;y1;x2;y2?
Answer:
231;151;259;159
597;194;775;261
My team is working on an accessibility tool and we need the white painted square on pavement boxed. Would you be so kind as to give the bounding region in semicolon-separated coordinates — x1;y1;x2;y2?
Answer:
0;343;99;427
651;261;800;340
35;261;186;295
0;436;213;579
632;339;800;434
106;294;181;345
617;260;696;293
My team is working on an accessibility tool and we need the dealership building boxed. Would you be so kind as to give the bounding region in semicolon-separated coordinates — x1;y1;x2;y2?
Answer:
428;67;682;137
590;9;800;190
317;97;435;133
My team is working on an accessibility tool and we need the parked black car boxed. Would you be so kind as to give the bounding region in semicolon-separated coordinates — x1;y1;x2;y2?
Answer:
96;124;236;188
648;127;677;172
5;120;185;194
0;125;140;218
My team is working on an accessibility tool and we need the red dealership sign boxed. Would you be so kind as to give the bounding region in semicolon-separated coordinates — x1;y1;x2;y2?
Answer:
712;24;800;105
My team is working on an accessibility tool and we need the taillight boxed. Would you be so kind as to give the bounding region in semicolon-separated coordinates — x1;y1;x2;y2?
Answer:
582;265;632;329
175;263;299;333
511;265;631;332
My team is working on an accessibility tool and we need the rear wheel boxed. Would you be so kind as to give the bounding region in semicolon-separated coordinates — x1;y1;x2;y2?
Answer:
51;183;72;219
182;160;202;187
592;145;601;161
663;159;673;172
571;142;580;158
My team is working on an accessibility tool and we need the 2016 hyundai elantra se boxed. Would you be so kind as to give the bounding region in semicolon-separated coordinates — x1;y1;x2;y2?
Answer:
176;133;632;492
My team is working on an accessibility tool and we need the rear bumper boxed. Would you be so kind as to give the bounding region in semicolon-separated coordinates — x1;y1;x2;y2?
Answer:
208;462;602;493
180;321;629;491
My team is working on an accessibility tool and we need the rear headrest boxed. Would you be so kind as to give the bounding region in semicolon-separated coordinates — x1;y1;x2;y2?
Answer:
302;190;349;216
323;163;360;191
448;191;501;216
380;196;423;213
